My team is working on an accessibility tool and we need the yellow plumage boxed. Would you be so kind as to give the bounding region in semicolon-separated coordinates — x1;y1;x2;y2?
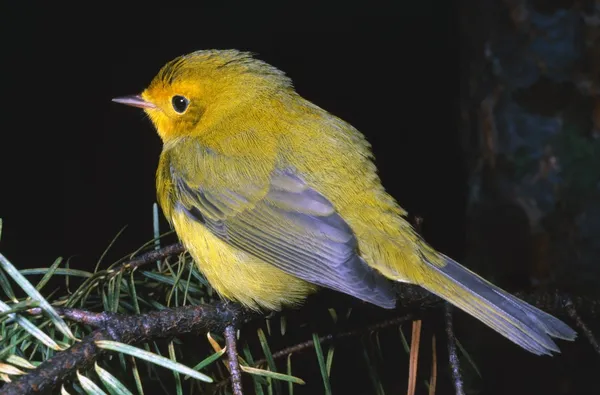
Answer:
113;49;576;355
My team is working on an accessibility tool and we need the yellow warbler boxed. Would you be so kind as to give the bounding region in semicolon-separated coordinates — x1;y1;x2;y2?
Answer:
113;49;576;355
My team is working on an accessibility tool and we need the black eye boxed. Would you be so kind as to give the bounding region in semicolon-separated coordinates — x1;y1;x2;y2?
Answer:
171;95;190;113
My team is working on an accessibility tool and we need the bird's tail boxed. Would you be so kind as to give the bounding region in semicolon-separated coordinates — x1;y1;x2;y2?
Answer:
418;249;577;355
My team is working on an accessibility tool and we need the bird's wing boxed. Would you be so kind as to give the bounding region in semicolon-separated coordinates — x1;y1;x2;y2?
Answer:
167;144;396;308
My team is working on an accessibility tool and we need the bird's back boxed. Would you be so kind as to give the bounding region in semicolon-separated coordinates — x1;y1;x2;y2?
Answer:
272;95;427;284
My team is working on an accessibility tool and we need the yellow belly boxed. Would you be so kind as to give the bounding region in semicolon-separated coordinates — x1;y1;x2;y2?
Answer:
172;210;317;311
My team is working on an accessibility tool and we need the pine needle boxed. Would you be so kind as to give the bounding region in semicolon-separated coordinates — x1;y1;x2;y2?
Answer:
407;320;422;395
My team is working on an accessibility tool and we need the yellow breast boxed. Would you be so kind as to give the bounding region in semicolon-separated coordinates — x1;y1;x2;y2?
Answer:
171;210;317;311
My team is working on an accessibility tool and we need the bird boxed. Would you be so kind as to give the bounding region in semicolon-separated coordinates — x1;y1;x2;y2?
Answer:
112;49;576;355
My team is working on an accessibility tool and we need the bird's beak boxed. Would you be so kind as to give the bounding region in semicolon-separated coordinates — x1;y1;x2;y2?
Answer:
112;95;157;109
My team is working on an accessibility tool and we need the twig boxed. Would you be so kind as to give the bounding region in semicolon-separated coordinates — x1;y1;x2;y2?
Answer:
3;302;250;395
429;335;437;395
565;298;600;356
123;242;185;271
224;325;243;395
445;304;465;395
254;313;414;367
26;307;114;327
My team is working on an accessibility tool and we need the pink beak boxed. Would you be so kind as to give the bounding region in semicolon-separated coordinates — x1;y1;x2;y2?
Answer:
112;95;157;109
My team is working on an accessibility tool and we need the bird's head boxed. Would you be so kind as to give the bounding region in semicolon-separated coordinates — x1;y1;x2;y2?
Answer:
113;49;292;142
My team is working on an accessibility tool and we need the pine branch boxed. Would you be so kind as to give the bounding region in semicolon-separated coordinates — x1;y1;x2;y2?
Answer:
2;302;252;395
2;243;598;394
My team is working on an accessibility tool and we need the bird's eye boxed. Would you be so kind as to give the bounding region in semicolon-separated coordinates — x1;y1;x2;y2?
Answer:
171;95;190;114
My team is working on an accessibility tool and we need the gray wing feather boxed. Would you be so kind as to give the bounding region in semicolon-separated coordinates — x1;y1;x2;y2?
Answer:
175;169;396;308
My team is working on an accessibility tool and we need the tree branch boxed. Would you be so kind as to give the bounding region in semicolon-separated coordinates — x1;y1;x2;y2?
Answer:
224;325;243;395
2;302;251;395
565;298;600;356
3;243;598;394
445;304;465;395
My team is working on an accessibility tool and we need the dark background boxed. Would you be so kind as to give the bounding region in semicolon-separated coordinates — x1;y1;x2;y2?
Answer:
0;3;462;269
5;3;594;395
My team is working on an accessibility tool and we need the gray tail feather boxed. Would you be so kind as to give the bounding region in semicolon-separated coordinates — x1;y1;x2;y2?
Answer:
421;253;577;355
